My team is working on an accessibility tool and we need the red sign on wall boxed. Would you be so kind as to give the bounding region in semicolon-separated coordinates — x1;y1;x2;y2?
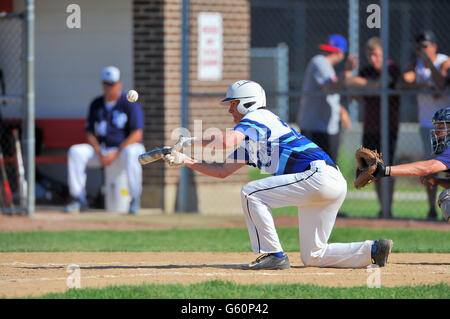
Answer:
197;12;223;81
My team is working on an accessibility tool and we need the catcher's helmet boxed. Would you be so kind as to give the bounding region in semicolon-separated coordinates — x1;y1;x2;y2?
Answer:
430;106;450;154
221;80;266;115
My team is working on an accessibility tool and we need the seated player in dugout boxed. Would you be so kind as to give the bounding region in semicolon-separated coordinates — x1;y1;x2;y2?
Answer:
369;106;450;222
64;66;145;214
163;80;394;270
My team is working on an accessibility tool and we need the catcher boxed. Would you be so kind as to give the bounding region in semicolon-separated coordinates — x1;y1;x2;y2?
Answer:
355;106;450;222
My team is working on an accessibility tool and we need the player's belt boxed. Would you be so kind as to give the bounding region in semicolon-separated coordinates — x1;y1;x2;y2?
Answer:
305;161;338;171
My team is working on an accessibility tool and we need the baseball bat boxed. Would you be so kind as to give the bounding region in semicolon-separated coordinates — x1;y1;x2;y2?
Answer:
138;146;172;165
0;142;14;213
12;129;27;211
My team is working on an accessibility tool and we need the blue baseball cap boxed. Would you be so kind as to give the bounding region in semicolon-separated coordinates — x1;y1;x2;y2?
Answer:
319;34;347;53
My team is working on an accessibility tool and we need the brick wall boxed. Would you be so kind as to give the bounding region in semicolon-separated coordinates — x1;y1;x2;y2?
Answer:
134;0;251;211
134;0;166;208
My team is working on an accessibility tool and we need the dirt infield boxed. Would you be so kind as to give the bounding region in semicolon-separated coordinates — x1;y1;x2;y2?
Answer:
0;252;449;298
0;209;449;298
1;208;450;231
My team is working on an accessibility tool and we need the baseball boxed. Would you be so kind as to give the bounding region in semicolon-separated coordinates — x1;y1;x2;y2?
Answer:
127;90;139;103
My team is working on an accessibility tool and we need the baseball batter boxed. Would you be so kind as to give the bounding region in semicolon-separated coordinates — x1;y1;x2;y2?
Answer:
164;80;393;269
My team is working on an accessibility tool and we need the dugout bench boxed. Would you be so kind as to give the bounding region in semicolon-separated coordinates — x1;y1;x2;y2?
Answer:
1;118;128;210
1;118;87;163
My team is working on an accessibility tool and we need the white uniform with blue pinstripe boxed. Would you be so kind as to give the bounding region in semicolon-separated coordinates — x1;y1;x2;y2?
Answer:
233;109;373;268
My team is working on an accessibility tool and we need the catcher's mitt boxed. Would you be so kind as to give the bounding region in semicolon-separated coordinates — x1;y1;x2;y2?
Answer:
354;146;384;189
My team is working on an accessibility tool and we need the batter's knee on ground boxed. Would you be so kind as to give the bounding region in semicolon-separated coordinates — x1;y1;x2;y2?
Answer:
300;249;324;267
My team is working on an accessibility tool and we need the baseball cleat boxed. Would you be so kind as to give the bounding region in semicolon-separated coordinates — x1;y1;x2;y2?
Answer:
245;253;290;270
371;238;393;267
129;198;141;215
64;198;88;213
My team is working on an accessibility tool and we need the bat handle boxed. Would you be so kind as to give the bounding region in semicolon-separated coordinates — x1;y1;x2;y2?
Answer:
162;146;173;155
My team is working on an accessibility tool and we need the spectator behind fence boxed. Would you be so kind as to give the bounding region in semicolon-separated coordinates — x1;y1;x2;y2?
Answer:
444;61;450;87
64;66;146;215
402;30;450;219
297;34;352;163
344;37;401;218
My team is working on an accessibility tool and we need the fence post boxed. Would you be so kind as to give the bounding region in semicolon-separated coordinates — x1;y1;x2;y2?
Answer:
25;0;35;218
348;0;359;123
276;43;289;122
178;0;189;213
380;0;390;218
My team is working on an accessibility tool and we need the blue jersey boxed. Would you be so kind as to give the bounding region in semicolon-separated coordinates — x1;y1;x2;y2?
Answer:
231;109;333;175
86;93;144;147
435;147;450;169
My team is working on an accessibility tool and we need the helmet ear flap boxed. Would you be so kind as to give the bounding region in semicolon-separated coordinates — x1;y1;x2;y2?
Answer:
237;100;258;114
223;80;266;115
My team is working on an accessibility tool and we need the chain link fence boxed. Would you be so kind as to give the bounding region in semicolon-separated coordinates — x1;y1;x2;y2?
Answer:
0;12;27;215
3;1;450;219
246;0;450;219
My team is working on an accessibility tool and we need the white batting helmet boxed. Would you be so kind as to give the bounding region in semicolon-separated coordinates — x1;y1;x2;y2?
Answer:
221;80;266;115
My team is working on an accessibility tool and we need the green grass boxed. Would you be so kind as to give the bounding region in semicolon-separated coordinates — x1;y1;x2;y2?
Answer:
250;166;439;219
32;280;449;299
1;228;448;253
272;199;433;219
249;165;444;219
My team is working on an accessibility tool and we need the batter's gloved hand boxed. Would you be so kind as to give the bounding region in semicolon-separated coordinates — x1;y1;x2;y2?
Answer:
163;149;187;167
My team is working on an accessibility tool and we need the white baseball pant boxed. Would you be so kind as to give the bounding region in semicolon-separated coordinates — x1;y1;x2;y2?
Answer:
241;160;373;268
67;143;146;200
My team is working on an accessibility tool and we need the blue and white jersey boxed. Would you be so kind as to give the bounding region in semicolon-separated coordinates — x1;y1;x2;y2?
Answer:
86;93;144;147
231;109;333;175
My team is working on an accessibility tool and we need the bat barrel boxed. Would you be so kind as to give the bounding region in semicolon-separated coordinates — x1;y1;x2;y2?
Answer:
138;152;162;165
138;147;172;165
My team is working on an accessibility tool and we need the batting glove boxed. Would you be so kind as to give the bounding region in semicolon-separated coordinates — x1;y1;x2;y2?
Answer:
163;149;187;167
